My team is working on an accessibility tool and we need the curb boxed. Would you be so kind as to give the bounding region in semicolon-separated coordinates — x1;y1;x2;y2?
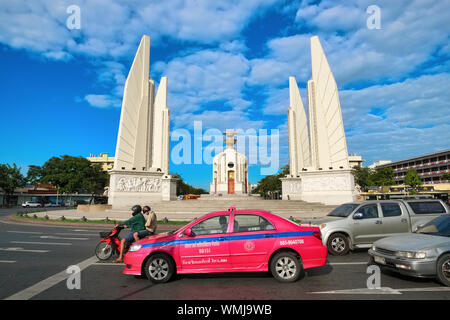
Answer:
3;215;185;229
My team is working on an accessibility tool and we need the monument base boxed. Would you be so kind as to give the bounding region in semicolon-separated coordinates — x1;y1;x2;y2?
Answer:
108;170;178;210
281;169;356;205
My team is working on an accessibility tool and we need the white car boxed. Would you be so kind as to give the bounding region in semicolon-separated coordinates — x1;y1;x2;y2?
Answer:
22;201;42;208
44;203;61;207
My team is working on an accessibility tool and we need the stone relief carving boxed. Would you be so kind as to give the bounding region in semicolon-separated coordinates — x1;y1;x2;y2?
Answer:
302;175;351;192
116;176;161;192
284;180;302;194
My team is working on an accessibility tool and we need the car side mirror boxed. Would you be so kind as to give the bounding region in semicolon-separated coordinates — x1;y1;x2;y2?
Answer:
184;228;194;237
353;212;363;220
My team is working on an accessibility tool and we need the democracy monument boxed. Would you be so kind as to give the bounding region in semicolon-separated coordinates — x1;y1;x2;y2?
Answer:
106;34;354;211
281;36;356;205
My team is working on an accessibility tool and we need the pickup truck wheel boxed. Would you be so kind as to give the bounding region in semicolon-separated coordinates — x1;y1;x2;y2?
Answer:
436;253;450;287
327;233;350;256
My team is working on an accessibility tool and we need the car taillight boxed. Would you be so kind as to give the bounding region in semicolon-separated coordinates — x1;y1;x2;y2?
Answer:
313;231;321;240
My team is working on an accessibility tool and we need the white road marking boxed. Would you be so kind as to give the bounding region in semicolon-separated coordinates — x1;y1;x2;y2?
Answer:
328;262;367;265
7;231;42;234
36;236;88;241
11;241;72;246
397;287;450;292
4;255;98;300
0;260;16;264
0;247;49;253
55;233;98;236
309;287;402;294
309;286;450;295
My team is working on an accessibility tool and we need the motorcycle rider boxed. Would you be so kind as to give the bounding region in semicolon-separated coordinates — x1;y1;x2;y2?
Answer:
113;205;146;263
133;205;157;241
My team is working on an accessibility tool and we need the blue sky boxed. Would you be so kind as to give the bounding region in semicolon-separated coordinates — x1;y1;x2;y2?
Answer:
0;0;449;190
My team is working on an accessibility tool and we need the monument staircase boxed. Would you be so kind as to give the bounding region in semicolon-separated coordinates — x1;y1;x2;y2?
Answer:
144;196;337;221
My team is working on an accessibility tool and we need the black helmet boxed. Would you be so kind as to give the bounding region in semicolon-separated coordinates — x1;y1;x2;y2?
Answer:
131;205;142;216
143;206;151;213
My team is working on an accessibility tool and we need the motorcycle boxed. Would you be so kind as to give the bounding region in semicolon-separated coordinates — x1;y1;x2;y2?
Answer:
95;225;125;260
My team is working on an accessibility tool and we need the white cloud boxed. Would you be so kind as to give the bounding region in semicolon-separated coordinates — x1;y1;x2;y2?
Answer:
0;0;280;61
84;94;120;108
155;49;253;127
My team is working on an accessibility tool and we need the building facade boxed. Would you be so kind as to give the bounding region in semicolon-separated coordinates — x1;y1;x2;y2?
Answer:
86;153;115;171
375;149;450;185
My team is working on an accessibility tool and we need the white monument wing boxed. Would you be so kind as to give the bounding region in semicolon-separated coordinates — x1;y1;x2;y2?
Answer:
288;76;311;176
309;36;349;169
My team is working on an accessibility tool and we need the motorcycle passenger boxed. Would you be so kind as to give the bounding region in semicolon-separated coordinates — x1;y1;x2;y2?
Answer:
133;205;157;241
113;205;146;263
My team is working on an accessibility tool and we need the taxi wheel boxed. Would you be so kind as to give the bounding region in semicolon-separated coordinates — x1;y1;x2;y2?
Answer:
270;252;302;283
436;253;450;287
144;253;175;284
327;233;350;256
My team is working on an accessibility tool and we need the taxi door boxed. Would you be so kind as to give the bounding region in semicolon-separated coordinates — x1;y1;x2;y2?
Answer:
228;214;277;269
177;214;231;270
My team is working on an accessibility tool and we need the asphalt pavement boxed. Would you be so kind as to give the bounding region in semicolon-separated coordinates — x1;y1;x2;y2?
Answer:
1;211;450;301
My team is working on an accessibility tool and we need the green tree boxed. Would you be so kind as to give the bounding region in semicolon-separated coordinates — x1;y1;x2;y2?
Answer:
0;163;26;206
443;173;450;182
170;173;207;196
405;169;422;194
371;167;395;187
251;165;288;198
26;165;42;185
351;166;372;191
39;155;108;194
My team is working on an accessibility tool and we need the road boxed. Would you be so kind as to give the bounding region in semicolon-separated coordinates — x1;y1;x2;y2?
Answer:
1;211;450;301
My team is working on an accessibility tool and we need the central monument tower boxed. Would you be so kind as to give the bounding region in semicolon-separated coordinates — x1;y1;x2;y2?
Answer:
210;131;250;195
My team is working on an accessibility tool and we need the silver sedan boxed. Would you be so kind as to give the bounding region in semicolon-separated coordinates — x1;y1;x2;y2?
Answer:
368;215;450;286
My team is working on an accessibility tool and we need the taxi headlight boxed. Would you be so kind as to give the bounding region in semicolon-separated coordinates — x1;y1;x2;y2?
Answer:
396;251;426;259
129;243;142;252
371;245;376;251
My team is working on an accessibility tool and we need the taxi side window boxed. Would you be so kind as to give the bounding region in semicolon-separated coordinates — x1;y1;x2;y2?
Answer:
191;215;230;236
357;204;379;219
233;215;275;233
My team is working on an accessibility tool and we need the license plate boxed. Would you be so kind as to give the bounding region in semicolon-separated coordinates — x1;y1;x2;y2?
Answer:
374;256;385;265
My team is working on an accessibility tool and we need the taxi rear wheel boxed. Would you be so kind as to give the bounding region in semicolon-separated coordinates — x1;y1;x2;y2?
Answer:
436;253;450;287
144;253;175;284
270;252;302;283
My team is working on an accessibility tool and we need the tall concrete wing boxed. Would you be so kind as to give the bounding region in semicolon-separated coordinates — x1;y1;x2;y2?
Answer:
152;77;170;174
108;35;177;208
308;36;349;169
288;77;311;176
114;35;153;171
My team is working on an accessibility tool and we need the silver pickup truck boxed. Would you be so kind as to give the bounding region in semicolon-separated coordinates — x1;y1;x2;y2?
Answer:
304;199;449;255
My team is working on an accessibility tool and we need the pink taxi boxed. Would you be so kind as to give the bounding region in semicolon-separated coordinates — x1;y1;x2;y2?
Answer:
123;207;327;283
